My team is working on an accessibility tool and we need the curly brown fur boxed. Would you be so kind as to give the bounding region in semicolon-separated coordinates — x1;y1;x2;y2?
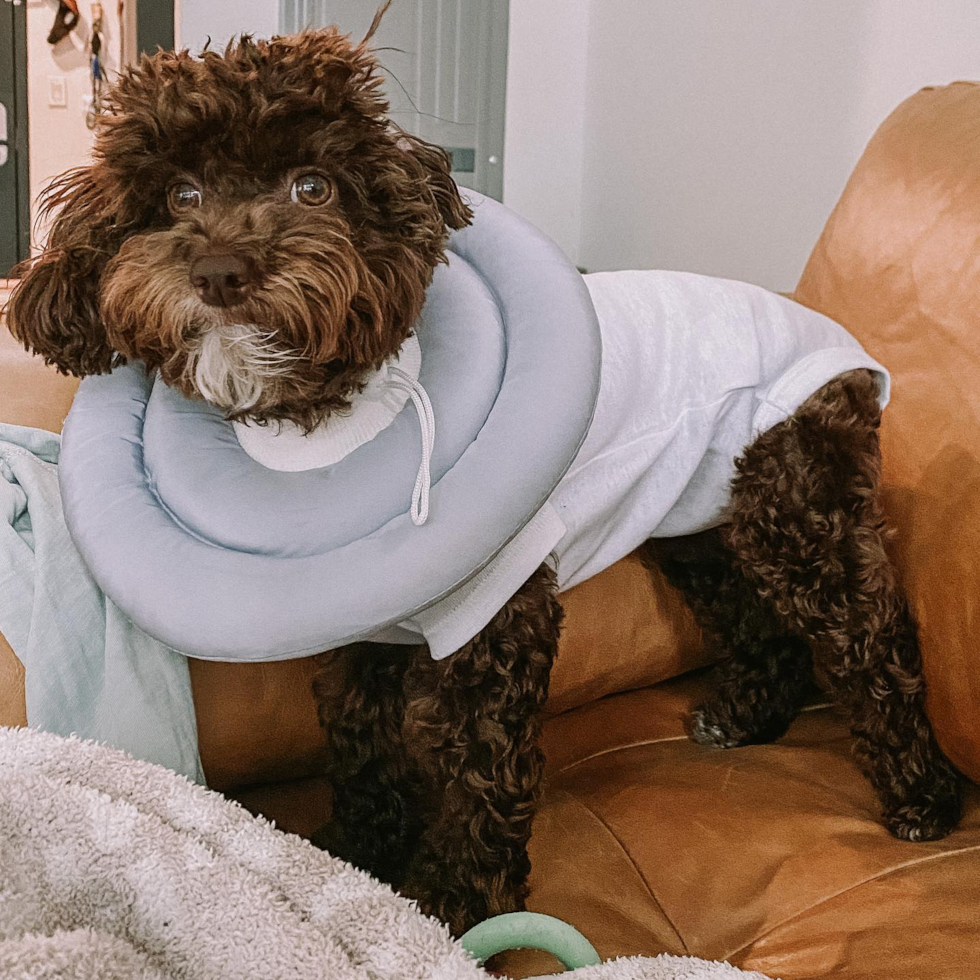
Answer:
312;563;563;936
6;13;470;432
646;530;816;748
649;370;962;841
311;642;423;885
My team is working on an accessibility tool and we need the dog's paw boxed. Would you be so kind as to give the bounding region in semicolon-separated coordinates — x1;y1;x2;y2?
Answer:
885;796;961;842
688;707;747;749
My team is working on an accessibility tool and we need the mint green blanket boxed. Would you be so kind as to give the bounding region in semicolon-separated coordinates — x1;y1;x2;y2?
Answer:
0;422;203;782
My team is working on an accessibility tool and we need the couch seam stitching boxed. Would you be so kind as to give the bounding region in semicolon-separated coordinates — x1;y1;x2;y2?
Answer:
557;735;691;773
555;702;836;774
724;842;980;962
557;791;690;955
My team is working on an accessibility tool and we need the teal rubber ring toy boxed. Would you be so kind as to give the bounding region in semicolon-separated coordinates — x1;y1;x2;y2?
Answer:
460;912;602;971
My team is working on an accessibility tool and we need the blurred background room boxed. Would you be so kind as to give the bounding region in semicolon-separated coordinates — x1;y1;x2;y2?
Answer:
4;1;980;290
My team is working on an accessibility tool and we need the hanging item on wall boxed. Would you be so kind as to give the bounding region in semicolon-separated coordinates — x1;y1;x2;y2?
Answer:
46;0;80;45
86;3;105;130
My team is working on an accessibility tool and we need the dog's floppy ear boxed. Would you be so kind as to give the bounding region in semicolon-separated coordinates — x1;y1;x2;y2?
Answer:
5;165;121;376
393;128;472;231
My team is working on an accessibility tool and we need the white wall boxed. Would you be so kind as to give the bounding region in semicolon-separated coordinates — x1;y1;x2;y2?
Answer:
503;0;591;265
26;0;123;239
504;1;980;291
176;0;280;54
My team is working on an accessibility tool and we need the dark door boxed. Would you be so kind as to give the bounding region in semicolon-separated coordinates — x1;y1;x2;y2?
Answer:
136;0;174;55
0;0;30;277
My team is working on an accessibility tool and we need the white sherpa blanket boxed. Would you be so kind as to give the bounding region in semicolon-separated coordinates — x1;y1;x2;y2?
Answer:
0;726;773;980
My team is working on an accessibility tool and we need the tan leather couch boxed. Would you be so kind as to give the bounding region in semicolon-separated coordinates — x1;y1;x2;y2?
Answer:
2;84;979;979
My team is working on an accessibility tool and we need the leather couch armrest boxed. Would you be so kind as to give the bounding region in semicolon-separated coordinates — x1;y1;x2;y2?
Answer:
794;82;980;780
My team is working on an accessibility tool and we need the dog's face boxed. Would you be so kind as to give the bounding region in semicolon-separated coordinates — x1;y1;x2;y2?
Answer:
7;25;470;430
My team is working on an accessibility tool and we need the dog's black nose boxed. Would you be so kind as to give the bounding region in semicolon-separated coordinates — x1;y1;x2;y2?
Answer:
190;254;254;308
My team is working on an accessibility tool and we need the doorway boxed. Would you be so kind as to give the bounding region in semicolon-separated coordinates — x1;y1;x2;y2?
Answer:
1;0;30;277
280;1;509;201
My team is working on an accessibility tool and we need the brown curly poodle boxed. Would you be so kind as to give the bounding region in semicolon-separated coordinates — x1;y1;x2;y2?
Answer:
5;9;962;937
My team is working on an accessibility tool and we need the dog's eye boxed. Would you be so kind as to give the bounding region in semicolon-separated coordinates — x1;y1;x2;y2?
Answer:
290;173;334;206
168;182;203;213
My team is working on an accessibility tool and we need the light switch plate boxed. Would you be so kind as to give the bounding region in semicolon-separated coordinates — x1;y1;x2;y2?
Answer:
48;75;68;108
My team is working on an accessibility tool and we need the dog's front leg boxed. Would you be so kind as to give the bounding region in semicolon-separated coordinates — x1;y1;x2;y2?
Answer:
311;642;423;886
397;563;562;936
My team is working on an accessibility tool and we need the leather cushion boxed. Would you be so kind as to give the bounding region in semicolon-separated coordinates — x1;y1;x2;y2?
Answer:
0;631;26;727
794;82;980;781
506;674;980;980
232;674;980;980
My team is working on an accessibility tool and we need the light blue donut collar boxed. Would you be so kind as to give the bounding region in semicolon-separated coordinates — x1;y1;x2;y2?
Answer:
59;192;602;660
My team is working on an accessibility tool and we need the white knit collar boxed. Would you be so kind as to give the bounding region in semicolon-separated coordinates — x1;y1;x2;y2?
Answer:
233;335;423;473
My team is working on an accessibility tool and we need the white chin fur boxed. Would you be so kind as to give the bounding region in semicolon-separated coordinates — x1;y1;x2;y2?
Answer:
190;324;297;415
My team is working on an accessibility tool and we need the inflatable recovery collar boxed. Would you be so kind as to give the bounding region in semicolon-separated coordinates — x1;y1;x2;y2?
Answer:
59;192;602;660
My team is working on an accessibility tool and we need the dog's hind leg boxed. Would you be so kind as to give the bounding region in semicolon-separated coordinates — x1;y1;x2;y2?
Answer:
310;643;423;885
726;368;962;841
645;531;814;748
396;563;562;936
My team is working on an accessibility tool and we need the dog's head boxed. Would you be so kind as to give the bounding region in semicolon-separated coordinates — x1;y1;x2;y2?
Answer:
6;12;471;430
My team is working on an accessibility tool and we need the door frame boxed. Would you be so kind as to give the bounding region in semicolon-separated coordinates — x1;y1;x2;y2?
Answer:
2;0;31;277
472;0;508;202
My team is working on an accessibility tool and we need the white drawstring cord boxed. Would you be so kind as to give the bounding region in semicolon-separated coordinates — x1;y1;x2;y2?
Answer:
387;366;436;525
